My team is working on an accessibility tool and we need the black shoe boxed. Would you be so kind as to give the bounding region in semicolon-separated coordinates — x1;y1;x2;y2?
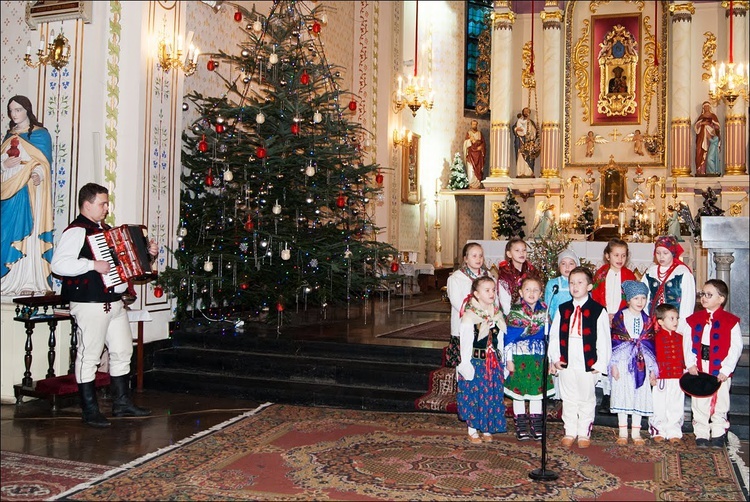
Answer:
78;381;110;428
710;435;726;448
514;414;531;441
696;438;710;448
529;414;544;441
599;395;611;415
110;375;152;417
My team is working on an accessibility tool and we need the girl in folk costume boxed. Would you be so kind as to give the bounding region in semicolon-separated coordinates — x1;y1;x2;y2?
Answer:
683;279;743;448
641;236;695;321
446;242;491;367
544;249;579;323
609;281;659;446
591;238;636;414
457;276;511;443
648;303;687;443
592;238;637;319
497;237;539;316
504;277;554;441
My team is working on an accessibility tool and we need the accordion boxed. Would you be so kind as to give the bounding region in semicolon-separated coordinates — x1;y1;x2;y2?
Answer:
87;225;156;288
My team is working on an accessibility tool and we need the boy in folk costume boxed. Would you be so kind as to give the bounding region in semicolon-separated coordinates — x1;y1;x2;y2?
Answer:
457;276;511;443
649;303;687;443
683;279;743;448
549;267;612;448
609;281;658;446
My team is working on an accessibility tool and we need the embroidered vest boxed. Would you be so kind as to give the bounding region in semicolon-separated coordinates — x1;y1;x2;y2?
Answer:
645;273;684;313
557;297;604;372
686;308;739;377
60;215;123;303
654;329;685;379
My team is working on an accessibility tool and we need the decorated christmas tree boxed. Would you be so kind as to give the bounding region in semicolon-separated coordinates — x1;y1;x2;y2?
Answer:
576;196;595;235
529;223;571;283
447;152;469;190
494;188;526;239
157;2;394;319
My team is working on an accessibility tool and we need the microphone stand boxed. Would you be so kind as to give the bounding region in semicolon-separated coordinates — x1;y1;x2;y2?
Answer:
530;284;559;481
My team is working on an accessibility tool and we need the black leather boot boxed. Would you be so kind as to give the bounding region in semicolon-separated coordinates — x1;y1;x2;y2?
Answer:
78;381;110;428
514;414;531;441
529;414;544;440
110;375;152;417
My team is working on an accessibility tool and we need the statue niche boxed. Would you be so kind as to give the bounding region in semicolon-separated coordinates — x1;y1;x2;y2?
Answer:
597;25;638;117
598;157;627;226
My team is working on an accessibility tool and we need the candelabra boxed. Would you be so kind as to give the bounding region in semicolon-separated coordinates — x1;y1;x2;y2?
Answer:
24;30;70;70
582;168;600;202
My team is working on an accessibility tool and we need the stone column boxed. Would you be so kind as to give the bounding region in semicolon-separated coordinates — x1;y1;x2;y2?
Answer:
540;3;563;179
488;3;515;178
713;252;736;309
724;1;748;176
669;2;693;177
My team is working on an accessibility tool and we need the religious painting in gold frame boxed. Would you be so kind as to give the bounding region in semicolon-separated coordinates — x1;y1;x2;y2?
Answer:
401;133;420;204
598;157;628;226
591;14;641;126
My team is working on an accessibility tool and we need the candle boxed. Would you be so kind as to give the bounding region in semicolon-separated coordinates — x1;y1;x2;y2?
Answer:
39;38;45;52
48;30;55;45
435;178;440;194
26;41;31;56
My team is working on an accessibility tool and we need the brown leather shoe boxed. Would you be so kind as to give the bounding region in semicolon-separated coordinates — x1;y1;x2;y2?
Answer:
577;437;591;448
468;432;482;444
481;433;493;442
653;436;665;443
616;437;628;445
633;438;646;446
561;436;575;447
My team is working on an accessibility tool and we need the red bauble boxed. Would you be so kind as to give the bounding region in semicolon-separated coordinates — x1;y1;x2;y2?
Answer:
348;100;357;111
215;123;225;133
205;174;213;186
197;135;208;152
291;123;300;135
390;261;399;273
240;282;249;290
375;172;384;184
312;22;321;34
244;219;254;231
256;146;267;159
276;302;284;312
300;71;310;85
153;286;164;298
234;10;242;22
207;60;217;71
336;194;346;208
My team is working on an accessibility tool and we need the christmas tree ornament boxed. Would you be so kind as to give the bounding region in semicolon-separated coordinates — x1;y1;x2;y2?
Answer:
204;259;214;272
215;123;225;133
272;200;282;214
277;301;284;312
375;172;384;184
260;239;268;248
197;135;208;152
223;169;233;182
300;70;310;85
269;51;278;65
205;173;214;186
344;246;353;258
244;217;254;231
241;48;250;57
240;282;249;290
305;163;316;177
216;116;225;123
255;111;266;124
320;13;328;24
256;146;267;158
312;21;321;34
348;100;357;111
234;10;243;22
153;285;164;298
182;102;189;111
243;76;251;84
281;246;291;260
207;59;217;71
390;261;399;273
336;193;346;208
178;227;188;237
252;19;263;33
313;110;322;123
291;122;300;134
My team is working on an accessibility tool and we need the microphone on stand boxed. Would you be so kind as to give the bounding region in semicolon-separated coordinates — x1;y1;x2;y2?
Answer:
529;281;559;481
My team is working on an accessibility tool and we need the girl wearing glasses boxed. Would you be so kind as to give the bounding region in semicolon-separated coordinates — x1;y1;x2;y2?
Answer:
641;236;695;321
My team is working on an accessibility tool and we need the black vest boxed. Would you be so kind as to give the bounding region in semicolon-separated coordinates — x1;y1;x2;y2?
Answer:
60;215;122;303
556;297;604;372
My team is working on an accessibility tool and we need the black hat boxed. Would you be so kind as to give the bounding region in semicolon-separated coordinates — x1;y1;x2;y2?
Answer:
679;372;720;397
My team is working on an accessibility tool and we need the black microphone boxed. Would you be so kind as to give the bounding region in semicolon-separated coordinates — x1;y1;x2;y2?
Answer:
552;284;559;295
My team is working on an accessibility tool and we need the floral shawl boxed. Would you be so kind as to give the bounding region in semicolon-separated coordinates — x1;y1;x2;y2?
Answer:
505;299;547;353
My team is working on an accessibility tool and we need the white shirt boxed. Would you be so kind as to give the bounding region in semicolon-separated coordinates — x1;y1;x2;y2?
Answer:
549;296;612;373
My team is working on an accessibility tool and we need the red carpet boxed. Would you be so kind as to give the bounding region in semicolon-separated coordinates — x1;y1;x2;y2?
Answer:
58;403;745;501
0;451;110;501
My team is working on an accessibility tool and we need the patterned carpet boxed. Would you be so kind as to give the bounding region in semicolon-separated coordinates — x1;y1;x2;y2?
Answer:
57;403;745;501
0;451;110;501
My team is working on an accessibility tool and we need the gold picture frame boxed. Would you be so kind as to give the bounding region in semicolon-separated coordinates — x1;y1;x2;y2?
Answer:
401;133;420;204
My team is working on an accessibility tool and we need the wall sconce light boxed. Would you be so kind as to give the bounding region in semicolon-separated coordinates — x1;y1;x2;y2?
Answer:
157;28;199;76
24;30;71;70
392;128;412;148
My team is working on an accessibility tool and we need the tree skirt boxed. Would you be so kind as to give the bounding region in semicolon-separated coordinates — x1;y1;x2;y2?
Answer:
58;404;745;501
0;451;110;502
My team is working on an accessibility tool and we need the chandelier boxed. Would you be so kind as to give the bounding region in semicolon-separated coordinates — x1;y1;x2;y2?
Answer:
393;1;434;117
156;22;199;77
24;30;70;71
708;1;748;108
